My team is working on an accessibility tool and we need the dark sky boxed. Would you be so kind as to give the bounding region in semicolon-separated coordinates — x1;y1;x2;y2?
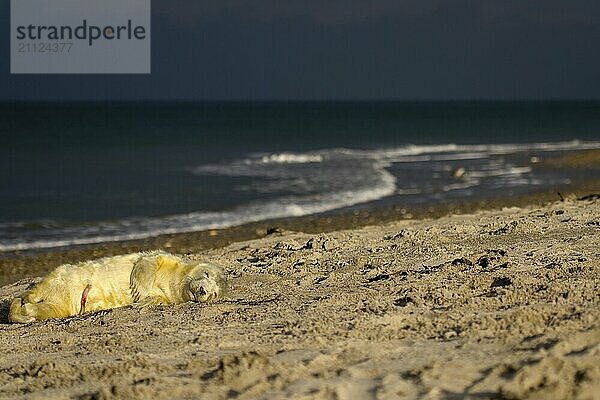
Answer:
2;0;600;100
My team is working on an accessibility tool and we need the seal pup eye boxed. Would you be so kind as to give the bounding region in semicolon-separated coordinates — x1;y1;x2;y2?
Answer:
204;271;210;278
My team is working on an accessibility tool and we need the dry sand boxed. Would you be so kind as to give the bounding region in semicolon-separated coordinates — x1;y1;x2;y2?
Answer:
0;195;599;399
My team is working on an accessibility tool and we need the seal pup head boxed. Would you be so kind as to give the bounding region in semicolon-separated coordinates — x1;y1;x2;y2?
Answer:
182;262;226;303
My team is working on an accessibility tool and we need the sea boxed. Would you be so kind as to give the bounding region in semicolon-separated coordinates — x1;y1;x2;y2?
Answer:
1;101;599;252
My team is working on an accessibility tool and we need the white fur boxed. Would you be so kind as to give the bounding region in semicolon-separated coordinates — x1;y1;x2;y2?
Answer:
9;251;226;323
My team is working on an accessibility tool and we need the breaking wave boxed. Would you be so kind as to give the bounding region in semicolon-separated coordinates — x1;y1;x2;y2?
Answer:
2;139;599;252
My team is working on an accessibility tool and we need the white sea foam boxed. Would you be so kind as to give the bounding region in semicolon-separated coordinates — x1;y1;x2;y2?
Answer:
467;166;532;178
336;140;600;159
259;152;323;164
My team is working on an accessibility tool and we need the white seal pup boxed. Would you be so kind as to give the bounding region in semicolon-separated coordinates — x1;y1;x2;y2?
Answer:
9;251;226;323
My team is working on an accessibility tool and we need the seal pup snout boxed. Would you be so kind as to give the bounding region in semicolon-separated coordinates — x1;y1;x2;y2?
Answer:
188;277;220;302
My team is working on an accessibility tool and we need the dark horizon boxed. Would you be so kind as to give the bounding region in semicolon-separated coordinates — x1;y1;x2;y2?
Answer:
2;98;600;104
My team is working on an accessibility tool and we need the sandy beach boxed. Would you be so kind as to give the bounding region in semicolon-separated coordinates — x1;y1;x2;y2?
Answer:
0;193;598;399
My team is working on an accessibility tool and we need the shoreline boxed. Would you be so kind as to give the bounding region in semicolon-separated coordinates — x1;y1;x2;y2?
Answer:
1;176;598;287
1;147;599;287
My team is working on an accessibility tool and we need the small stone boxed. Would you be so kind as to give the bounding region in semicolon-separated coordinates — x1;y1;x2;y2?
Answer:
444;330;457;340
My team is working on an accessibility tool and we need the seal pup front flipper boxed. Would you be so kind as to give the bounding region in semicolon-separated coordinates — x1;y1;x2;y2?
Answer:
130;252;182;305
131;295;167;308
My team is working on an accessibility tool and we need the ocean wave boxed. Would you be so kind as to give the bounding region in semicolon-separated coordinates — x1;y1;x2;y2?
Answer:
0;161;396;252
337;139;600;159
192;140;600;177
3;139;599;252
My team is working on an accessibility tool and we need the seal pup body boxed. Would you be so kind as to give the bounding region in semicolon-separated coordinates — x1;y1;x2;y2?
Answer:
9;251;226;323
